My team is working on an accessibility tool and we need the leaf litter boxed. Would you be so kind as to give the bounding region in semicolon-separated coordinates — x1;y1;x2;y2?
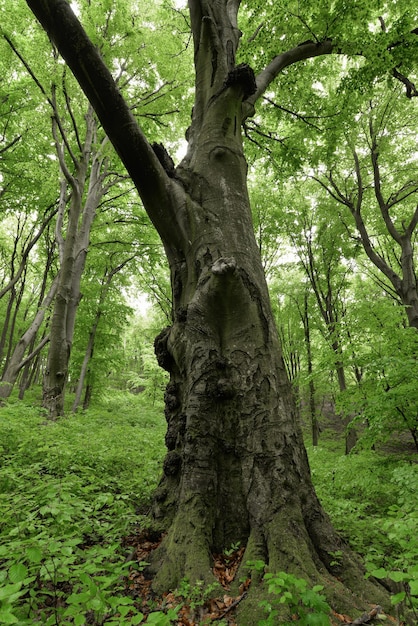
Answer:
122;528;248;624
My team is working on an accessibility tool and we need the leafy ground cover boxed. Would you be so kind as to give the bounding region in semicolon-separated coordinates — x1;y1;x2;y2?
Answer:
0;391;165;625
0;392;417;624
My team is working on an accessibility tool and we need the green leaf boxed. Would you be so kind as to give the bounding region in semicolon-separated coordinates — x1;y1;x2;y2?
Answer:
8;564;28;584
146;611;172;624
67;591;91;604
390;591;406;605
369;568;387;579
409;579;418;596
0;608;19;624
388;571;406;583
0;582;23;602
26;547;43;563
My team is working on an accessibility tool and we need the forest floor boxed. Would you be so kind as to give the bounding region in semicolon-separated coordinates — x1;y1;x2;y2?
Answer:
120;528;400;626
0;390;416;625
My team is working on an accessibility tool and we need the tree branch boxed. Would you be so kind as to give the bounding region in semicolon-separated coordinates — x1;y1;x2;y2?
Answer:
392;68;418;98
245;38;335;113
0;205;58;300
26;0;183;247
244;24;418;115
368;120;402;244
18;335;50;371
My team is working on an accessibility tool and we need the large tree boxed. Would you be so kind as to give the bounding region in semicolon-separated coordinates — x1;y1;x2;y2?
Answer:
24;0;418;621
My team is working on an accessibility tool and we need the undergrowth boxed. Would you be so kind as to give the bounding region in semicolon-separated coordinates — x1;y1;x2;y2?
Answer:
0;391;165;624
0;391;417;623
306;435;418;622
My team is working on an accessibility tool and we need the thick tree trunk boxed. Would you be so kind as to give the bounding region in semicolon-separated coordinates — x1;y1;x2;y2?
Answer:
400;237;418;329
26;0;389;619
146;88;381;619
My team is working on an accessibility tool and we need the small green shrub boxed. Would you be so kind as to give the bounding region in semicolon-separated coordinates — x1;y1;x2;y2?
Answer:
257;568;331;625
308;443;418;573
366;564;418;623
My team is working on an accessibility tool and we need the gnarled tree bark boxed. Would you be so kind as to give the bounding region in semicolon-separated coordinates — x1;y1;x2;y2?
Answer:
26;0;391;621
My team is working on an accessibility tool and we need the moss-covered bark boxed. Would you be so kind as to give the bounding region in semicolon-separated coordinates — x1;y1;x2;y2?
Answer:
144;3;390;617
26;0;394;621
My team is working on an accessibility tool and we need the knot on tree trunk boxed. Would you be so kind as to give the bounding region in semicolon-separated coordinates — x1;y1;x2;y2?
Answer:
163;451;182;476
212;257;236;275
154;326;173;372
164;382;180;411
224;63;257;99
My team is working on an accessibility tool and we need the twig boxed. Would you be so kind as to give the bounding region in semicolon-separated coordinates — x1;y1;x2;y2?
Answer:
212;591;248;621
348;605;383;625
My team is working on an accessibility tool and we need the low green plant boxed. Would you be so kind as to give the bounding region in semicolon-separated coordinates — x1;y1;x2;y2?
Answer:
328;550;343;568
307;443;418;573
0;394;166;624
143;607;181;624
258;570;331;625
224;541;241;557
366;564;418;623
176;577;222;614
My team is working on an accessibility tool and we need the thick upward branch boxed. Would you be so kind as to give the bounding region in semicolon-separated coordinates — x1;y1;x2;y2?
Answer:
244;25;418;116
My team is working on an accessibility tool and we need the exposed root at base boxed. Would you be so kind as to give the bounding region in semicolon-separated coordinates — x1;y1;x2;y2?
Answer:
121;528;401;625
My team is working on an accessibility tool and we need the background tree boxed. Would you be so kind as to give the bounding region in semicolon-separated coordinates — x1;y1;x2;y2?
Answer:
1;0;183;410
312;90;418;330
284;186;360;452
0;26;60;400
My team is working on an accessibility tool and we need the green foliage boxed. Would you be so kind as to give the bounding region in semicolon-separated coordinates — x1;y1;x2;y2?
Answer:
366;564;418;618
176;578;222;613
0;394;166;624
308;442;418;577
257;569;331;625
335;291;418;449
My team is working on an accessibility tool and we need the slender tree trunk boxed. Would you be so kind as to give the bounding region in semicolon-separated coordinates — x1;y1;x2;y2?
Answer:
82;380;93;410
0;277;58;400
330;339;357;454
303;290;318;446
72;329;94;413
18;333;48;399
72;259;133;412
298;235;357;452
17;246;55;399
3;276;26;376
0;288;16;369
43;111;105;418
